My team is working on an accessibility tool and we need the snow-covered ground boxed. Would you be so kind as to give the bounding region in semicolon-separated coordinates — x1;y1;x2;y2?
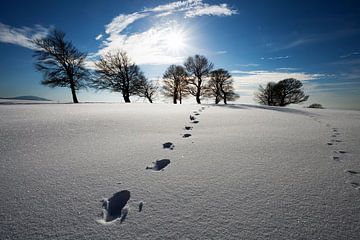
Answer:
0;103;359;239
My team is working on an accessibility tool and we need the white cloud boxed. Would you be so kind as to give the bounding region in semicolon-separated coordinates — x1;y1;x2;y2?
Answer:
216;50;227;54
0;22;49;49
237;63;260;67
99;24;193;65
231;70;324;85
95;34;103;40
276;67;299;71
95;0;236;65
105;12;149;35
185;3;237;18
261;56;290;60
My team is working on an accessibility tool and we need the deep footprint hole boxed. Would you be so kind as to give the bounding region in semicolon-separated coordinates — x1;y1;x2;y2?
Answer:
100;190;130;223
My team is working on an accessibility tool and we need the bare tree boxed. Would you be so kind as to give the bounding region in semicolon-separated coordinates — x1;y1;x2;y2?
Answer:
92;51;144;103
206;69;239;104
254;82;277;106
33;30;89;103
162;65;189;104
205;70;223;104
137;77;158;103
255;78;309;106
184;54;213;104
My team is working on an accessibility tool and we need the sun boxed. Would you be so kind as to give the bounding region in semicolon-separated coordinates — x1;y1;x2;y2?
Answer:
164;27;188;54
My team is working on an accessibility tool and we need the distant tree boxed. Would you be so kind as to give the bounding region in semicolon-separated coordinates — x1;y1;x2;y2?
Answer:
206;69;239;104
33;30;89;103
92;51;144;103
137;77;158;103
162;65;189;104
254;82;277;106
255;78;309;106
308;103;324;109
184;54;213;104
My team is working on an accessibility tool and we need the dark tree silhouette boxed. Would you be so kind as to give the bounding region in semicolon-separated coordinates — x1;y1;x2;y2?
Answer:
92;51;144;103
255;82;276;106
137;77;158;103
33;30;89;103
255;78;309;106
162;65;189;104
184;54;213;104
206;69;239;104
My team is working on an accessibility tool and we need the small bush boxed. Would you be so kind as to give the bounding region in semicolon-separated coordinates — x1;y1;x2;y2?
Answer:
308;103;324;109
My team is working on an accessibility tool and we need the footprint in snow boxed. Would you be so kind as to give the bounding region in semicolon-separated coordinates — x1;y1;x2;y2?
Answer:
99;190;130;223
327;142;333;146
184;126;193;130
346;170;359;175
192;120;199;124
190;115;196;121
163;142;175;150
194;113;200;116
334;150;346;154
331;139;343;143
350;182;360;190
146;159;171;171
182;133;191;138
138;201;144;212
332;156;340;161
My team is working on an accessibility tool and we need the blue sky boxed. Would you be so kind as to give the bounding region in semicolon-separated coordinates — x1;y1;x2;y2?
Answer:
0;0;360;109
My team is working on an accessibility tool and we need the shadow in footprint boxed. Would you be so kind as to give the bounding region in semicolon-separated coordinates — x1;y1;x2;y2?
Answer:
190;115;196;121
327;142;333;146
331;139;343;143
346;170;359;175
163;142;175;150
184;126;193;130
194;113;200;116
350;182;360;190
100;190;130;223
183;133;191;138
138;202;143;212
146;159;171;171
192;120;199;124
334;150;346;154
332;156;340;161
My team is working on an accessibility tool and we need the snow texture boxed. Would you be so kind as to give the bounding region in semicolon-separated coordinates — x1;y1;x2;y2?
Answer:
0;103;359;239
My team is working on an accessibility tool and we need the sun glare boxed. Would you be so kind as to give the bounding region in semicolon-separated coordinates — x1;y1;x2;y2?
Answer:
164;27;188;54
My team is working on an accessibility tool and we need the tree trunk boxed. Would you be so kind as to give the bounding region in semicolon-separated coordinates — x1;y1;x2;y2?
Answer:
147;97;153;103
70;84;79;103
223;94;227;104
123;94;131;103
173;90;177;104
196;88;201;104
179;91;182;104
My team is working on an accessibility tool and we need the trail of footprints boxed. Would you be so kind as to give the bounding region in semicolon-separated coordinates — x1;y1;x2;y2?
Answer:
99;106;209;224
325;126;360;191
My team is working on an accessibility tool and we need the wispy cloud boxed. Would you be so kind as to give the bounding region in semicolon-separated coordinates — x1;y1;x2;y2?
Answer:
230;69;326;100
215;50;227;54
276;67;299;71
274;28;360;51
0;22;49;49
95;34;103;40
231;70;324;85
185;3;237;18
261;56;290;60
95;0;236;65
237;63;260;67
340;51;360;58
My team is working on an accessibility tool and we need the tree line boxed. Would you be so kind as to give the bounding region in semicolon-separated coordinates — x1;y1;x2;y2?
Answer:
33;30;308;107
